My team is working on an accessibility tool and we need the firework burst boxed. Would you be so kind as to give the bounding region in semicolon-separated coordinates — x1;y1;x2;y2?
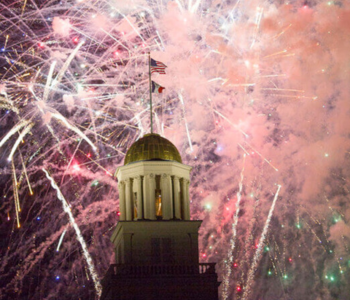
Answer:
0;0;350;299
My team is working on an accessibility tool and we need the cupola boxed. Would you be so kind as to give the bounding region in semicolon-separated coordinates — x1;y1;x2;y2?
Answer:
115;134;191;221
124;133;182;165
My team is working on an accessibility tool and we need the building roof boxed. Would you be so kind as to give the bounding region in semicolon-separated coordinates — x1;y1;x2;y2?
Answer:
124;133;182;165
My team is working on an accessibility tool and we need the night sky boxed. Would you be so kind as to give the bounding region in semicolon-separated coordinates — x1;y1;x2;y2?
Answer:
0;0;350;299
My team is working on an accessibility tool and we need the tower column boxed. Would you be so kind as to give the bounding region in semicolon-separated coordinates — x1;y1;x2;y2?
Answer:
135;176;143;219
161;173;173;220
143;173;156;220
173;176;181;219
125;178;132;220
118;181;126;221
132;178;138;220
182;179;191;220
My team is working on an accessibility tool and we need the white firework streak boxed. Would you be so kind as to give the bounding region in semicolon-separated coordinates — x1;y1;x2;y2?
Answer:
242;184;282;300
19;151;33;196
42;60;57;103
51;112;97;151
222;154;246;300
52;41;84;89
188;0;201;14
178;92;193;152
11;160;21;228
42;169;102;298
0;119;31;148
56;228;67;252
8;123;34;161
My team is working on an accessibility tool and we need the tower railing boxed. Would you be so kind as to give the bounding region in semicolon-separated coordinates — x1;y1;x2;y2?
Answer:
105;263;216;278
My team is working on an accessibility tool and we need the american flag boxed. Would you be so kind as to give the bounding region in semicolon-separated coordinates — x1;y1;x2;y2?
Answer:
150;58;167;74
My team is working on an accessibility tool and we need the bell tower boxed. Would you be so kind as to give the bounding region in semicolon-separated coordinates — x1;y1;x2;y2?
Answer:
101;134;219;300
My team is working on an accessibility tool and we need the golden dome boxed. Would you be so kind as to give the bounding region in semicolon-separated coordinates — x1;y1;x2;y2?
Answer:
124;133;182;165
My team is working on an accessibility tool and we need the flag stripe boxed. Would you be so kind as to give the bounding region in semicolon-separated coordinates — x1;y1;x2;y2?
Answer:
150;58;167;74
151;69;166;74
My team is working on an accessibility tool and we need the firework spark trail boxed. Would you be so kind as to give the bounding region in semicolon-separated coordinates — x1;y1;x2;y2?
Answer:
237;143;250;156
250;7;263;49
188;0;202;14
115;10;145;43
11;160;21;228
178;92;193;152
156;30;165;49
0;119;31;148
19;151;33;195
51;112;97;151
244;142;279;171
42;169;102;298
52;41;85;89
56;228;67;252
242;184;282;300
213;109;249;138
134;113;145;137
33;97;66;151
78;151;113;176
0;95;18;113
222;154;246;300
100;28;132;54
8;123;34;161
29;83;66;152
239;196;261;284
42;60;57;103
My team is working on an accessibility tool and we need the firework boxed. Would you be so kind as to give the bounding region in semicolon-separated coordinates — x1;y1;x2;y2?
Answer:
0;0;349;299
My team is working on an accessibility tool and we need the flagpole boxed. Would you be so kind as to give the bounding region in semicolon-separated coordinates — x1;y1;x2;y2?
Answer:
148;52;153;134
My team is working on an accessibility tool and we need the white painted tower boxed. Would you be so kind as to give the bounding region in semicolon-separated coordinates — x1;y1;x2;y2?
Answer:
101;133;219;300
